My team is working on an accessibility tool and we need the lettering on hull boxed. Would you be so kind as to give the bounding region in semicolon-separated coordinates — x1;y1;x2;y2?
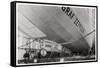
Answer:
61;7;85;33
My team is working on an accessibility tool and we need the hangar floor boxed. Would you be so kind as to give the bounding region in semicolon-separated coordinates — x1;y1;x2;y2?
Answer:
18;55;95;64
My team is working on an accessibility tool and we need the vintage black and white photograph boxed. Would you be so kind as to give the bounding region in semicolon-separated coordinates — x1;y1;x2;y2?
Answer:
12;1;97;66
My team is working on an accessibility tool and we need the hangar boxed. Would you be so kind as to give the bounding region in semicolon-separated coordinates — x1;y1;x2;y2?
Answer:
16;3;96;64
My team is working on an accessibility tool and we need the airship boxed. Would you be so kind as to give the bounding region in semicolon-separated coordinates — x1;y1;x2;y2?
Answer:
16;3;96;60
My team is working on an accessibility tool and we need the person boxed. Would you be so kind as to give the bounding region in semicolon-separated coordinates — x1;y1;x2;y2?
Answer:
23;49;30;63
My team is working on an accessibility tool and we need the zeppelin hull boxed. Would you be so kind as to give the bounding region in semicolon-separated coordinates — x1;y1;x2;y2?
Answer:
17;4;95;55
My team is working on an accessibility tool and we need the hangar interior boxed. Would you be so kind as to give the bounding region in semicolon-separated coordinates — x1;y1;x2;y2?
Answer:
16;3;96;64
